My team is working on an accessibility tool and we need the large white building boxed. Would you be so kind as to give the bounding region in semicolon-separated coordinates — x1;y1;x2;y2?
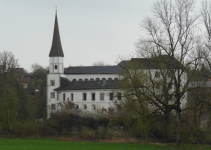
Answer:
47;12;123;118
47;12;187;118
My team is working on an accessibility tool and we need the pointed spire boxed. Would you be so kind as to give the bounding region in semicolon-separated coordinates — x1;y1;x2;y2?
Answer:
49;9;64;57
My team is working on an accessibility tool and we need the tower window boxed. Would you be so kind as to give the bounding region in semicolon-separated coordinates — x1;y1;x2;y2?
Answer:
51;104;56;110
51;92;55;98
50;80;55;86
55;65;57;69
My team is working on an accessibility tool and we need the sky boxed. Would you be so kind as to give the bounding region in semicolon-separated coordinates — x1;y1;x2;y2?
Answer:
0;0;201;72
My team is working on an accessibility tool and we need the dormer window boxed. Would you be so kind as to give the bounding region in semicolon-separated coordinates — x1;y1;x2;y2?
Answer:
55;65;57;69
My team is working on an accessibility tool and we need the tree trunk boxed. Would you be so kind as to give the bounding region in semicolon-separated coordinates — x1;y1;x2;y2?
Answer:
164;106;170;139
176;100;181;143
6;89;10;134
36;118;39;138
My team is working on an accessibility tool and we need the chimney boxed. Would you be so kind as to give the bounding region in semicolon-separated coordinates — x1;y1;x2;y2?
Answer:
102;79;106;86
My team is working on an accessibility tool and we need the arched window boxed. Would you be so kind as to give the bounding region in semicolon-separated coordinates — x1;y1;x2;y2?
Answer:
78;79;83;82
90;78;94;81
84;78;89;81
114;77;118;81
108;78;112;81
95;78;100;81
102;78;106;81
72;79;77;82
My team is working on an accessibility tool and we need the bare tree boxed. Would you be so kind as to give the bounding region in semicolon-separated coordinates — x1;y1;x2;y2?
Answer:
201;0;211;77
30;63;48;137
0;51;19;72
93;61;110;66
135;0;200;143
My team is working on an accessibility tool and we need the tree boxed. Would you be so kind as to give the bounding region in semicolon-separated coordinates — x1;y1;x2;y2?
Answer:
134;0;200;143
93;61;110;66
201;0;211;78
0;51;19;134
30;63;48;137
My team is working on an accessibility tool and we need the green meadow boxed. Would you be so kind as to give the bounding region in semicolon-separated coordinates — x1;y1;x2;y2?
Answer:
0;139;211;150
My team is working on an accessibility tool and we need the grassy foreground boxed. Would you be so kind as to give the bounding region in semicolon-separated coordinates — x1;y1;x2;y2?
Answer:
0;139;211;150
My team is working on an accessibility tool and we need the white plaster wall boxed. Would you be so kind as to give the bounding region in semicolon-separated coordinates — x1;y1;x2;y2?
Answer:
47;74;61;118
56;89;121;112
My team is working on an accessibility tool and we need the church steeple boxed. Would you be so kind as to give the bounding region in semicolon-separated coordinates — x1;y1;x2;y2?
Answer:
49;10;64;57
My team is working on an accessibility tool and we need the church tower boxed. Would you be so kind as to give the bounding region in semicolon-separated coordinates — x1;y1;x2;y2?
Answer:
49;10;64;73
47;10;64;118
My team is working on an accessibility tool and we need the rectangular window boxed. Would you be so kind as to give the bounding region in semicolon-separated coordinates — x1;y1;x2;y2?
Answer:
100;93;104;101
83;105;87;110
51;104;56;110
63;93;65;101
83;93;87;101
55;65;57;69
92;93;95;101
51;92;55;98
155;71;160;78
75;105;79;109
117;93;121;100
57;93;59;100
110;93;113;100
71;93;74;101
50;80;55;86
92;105;96;110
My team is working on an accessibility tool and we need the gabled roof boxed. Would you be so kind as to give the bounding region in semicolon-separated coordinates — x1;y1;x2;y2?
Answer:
63;55;183;74
49;11;64;57
130;55;184;69
64;65;121;74
54;80;118;91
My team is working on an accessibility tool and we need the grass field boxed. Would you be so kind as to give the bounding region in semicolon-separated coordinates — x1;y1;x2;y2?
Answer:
0;139;211;150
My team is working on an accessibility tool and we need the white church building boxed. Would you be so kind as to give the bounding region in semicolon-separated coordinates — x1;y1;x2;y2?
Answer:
47;12;123;118
47;12;187;118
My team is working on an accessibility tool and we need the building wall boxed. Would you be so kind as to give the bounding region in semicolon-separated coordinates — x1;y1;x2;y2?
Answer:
55;89;121;111
47;74;61;118
61;74;119;82
49;57;63;73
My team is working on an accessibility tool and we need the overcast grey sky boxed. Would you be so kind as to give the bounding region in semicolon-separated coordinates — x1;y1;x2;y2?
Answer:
0;0;201;71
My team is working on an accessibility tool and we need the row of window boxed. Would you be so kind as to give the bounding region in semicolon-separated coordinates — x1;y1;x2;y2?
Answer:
51;103;95;110
51;103;111;111
50;77;118;86
50;92;122;101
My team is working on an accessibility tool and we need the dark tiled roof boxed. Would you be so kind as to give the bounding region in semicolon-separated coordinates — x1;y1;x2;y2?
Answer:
64;66;121;74
60;77;70;86
64;55;183;74
49;11;64;57
130;55;184;69
54;80;118;91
